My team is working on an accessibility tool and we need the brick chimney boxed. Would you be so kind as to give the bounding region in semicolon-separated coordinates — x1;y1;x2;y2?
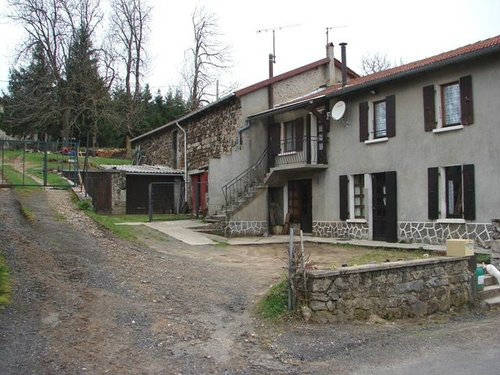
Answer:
326;42;336;86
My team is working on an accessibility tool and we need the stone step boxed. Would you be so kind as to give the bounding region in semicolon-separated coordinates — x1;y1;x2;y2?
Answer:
479;285;500;300
483;295;500;308
484;275;497;287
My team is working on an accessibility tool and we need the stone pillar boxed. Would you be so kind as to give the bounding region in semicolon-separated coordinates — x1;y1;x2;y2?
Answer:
491;219;500;268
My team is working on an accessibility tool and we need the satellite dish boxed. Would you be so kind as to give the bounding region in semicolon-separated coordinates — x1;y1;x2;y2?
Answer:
331;100;346;120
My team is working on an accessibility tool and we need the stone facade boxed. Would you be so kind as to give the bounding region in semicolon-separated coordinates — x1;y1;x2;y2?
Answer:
111;172;126;214
225;221;267;237
312;220;492;248
313;221;369;240
399;221;492;248
137;98;242;171
304;256;475;322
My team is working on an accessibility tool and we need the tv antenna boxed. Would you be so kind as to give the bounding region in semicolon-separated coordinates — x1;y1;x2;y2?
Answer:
326;25;347;45
257;23;300;64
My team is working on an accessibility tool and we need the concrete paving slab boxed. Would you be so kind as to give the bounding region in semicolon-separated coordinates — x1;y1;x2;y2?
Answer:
145;220;216;246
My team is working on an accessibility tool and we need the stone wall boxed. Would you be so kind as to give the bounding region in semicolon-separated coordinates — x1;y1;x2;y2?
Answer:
136;98;242;171
303;256;475;322
399;222;492;248
313;221;369;240
312;220;492;248
225;221;267;237
111;172;126;214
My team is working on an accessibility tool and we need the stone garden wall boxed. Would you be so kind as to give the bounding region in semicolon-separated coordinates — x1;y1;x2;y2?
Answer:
303;256;475;322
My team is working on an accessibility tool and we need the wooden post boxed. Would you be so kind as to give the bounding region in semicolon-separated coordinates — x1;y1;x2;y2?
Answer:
300;230;307;303
23;142;26;185
43;141;48;186
288;228;295;310
148;183;153;222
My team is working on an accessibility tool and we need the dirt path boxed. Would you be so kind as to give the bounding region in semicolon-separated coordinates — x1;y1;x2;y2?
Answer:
1;188;499;375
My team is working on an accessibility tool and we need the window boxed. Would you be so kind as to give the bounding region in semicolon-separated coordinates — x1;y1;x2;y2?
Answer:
441;82;461;126
373;100;387;138
445;166;462;218
353;174;365;218
283;121;296;152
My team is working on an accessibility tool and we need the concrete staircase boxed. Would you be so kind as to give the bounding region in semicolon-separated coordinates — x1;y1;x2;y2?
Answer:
479;274;500;309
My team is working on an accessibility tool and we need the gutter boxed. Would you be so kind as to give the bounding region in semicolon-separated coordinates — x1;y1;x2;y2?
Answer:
326;44;500;100
176;121;188;203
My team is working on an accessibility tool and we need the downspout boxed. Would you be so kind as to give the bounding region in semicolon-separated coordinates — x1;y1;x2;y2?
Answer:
237;119;252;147
176;121;188;203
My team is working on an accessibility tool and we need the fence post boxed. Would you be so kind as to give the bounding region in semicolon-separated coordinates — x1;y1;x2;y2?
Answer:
43;141;48;186
23;142;26;185
148;182;153;222
288;228;296;310
1;141;4;185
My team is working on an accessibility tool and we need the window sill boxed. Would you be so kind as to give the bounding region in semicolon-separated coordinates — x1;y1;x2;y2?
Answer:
433;125;464;134
278;151;297;156
436;218;466;224
347;219;367;224
364;137;389;145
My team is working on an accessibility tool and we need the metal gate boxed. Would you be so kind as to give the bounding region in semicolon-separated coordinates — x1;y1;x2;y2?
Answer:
0;139;80;188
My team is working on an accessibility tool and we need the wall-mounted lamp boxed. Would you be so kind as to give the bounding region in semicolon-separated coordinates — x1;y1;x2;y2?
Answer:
370;89;378;95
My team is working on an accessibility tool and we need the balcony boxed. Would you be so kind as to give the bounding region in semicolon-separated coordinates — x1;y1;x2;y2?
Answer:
265;136;327;185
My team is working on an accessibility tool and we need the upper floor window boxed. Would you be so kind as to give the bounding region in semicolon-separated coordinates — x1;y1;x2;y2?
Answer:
423;75;474;132
441;82;461;127
359;95;395;143
373;100;387;138
283;121;296;152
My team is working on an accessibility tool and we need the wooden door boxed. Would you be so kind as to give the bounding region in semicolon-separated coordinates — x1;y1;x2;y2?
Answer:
372;172;397;242
288;179;313;233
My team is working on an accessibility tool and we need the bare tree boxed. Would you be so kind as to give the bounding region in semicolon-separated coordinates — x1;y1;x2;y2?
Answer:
360;52;393;75
182;6;232;110
110;0;151;156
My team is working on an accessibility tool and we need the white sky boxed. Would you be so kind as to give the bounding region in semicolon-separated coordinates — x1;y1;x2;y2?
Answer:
0;0;499;95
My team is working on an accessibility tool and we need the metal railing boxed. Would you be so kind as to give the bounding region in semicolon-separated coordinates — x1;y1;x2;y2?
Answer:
270;136;326;167
221;146;269;217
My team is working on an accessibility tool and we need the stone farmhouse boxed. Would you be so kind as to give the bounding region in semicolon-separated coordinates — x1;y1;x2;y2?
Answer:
132;35;500;248
131;44;359;214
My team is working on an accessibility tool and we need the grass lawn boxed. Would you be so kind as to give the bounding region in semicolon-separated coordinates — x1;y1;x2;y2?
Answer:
256;278;290;321
342;248;429;267
1;164;39;186
0;253;11;307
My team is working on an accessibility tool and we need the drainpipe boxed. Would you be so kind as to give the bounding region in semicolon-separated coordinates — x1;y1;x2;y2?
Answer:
176;121;188;203
237;119;252;147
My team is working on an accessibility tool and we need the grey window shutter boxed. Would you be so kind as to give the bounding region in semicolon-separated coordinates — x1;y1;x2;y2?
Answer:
385;171;398;243
339;175;348;221
463;164;475;220
460;75;473;125
423;85;436;131
428;167;439;220
295;118;304;151
359;102;369;142
386;95;396;137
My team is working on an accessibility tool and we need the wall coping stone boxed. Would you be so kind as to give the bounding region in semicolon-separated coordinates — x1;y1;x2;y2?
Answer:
307;256;472;279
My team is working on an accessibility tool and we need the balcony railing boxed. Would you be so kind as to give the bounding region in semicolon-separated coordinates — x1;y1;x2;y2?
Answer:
268;136;327;168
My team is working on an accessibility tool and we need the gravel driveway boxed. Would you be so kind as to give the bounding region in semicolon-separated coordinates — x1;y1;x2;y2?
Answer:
0;188;499;375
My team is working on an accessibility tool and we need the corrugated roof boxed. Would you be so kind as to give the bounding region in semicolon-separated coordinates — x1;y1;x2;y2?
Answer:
101;164;184;175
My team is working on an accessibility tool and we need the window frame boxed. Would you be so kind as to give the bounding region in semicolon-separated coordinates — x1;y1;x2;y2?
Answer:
444;165;463;219
373;99;387;139
440;81;461;127
348;174;366;220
